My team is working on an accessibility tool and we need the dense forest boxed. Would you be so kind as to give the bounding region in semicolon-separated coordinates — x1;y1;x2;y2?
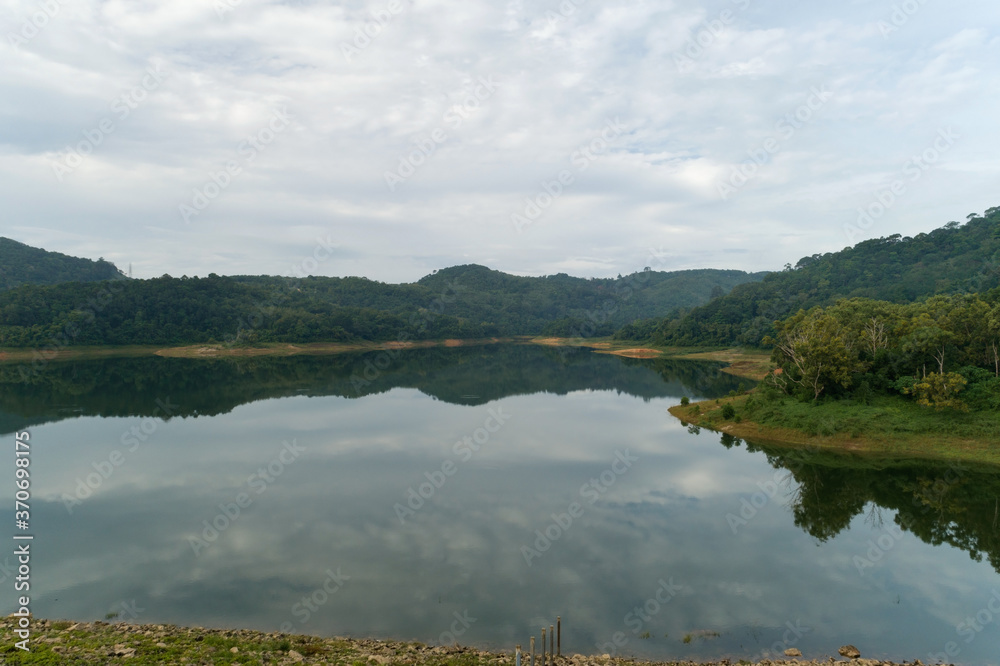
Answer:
764;292;1000;410
616;209;1000;347
0;258;764;348
0;237;126;290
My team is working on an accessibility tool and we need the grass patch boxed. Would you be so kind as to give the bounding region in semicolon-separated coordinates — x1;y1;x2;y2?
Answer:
670;391;1000;467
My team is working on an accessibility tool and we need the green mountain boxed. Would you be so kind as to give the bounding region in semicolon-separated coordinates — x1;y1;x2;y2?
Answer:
0;257;765;347
0;237;125;290
621;208;1000;348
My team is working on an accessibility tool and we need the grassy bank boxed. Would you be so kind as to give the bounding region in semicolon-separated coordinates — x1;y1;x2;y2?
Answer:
669;392;1000;467
0;617;908;665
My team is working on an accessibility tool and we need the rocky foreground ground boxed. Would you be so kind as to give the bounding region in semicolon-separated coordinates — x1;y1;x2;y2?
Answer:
1;617;937;666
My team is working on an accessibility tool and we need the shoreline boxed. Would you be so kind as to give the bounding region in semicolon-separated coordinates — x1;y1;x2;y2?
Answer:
1;617;919;665
0;337;525;363
5;336;994;466
668;395;1000;468
0;338;770;371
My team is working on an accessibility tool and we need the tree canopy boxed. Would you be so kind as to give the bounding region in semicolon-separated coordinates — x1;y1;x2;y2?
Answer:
0;263;764;348
617;209;1000;348
0;237;126;290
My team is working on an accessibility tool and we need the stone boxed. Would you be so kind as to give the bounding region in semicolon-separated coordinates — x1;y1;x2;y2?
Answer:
288;649;305;662
231;646;239;653
839;645;861;659
110;645;136;659
785;648;802;656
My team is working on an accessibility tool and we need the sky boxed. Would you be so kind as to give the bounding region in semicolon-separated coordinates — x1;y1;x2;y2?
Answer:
1;0;999;283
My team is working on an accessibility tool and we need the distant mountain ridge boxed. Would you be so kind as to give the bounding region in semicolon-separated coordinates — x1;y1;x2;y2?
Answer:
623;208;1000;348
0;237;125;290
0;246;767;347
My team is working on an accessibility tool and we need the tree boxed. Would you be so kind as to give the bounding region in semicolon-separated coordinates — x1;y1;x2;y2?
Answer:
862;317;889;357
987;306;1000;377
902;372;969;411
769;309;866;400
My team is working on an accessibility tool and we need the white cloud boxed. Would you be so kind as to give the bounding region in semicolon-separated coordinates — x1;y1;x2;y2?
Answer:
2;0;1000;280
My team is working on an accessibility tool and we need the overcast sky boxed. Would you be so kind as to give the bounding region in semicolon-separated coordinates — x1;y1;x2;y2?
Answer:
2;0;999;282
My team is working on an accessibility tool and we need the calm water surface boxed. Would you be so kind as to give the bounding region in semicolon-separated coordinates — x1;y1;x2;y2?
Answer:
2;344;999;664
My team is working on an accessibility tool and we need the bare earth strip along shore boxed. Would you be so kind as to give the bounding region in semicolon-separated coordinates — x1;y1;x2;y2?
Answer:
1;618;925;666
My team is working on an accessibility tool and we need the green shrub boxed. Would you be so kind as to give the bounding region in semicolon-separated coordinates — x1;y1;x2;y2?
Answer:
853;378;875;405
965;376;1000;410
680;396;690;406
892;375;917;395
721;404;736;419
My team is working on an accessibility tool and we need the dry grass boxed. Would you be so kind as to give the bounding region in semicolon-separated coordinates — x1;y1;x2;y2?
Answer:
604;348;662;358
670;349;773;380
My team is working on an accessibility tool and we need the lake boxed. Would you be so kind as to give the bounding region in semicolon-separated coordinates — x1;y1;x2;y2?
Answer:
2;343;999;664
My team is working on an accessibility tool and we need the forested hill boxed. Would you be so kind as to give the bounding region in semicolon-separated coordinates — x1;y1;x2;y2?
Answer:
618;208;1000;348
0;262;765;348
0;237;125;290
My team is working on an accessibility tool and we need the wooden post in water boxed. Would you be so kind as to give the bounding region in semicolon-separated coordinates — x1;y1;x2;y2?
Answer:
516;645;522;666
530;636;535;666
541;628;546;666
557;617;561;657
549;624;554;660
